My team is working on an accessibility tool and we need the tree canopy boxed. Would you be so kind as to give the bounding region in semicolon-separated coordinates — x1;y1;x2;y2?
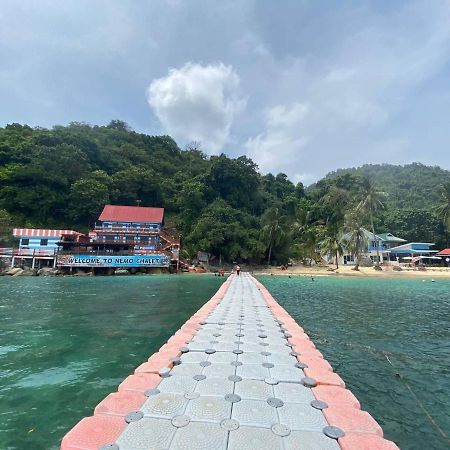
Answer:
0;121;449;263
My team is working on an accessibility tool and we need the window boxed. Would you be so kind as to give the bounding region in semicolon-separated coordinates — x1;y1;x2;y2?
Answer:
40;239;48;246
21;238;29;246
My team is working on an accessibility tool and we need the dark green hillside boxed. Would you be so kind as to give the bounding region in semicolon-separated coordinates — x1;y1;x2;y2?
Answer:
317;163;450;209
0;122;449;259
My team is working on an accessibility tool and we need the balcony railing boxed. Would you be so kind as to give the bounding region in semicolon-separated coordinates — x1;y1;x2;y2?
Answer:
368;246;389;252
94;238;158;245
93;226;160;234
0;248;56;257
57;249;174;257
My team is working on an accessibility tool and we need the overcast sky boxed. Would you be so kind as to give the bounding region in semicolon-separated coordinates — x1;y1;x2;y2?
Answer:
1;0;450;183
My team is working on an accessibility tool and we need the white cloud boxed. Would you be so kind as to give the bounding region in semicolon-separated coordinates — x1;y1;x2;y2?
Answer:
147;62;245;153
245;102;310;178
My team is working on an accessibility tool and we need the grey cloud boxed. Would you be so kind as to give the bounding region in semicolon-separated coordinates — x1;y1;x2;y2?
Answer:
0;0;449;182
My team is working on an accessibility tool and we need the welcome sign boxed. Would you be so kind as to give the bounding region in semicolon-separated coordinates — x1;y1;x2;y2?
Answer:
57;254;170;267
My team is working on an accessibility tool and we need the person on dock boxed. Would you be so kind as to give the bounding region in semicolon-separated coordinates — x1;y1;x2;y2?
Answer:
235;264;241;276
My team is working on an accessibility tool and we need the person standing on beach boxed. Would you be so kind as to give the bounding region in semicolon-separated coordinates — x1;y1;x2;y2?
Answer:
236;265;241;276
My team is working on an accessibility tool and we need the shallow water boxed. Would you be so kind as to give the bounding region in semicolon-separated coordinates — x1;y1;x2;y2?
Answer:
0;275;449;449
259;275;450;450
0;275;224;449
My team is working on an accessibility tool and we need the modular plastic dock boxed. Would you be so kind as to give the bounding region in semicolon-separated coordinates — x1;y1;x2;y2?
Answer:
61;273;398;450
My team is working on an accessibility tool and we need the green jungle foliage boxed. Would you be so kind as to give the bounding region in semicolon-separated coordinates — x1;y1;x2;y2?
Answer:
0;121;449;262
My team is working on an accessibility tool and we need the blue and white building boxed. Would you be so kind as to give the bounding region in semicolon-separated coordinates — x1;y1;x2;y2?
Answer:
12;228;81;268
387;242;438;262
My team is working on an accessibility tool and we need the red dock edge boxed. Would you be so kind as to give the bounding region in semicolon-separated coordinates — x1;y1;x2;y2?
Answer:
60;275;399;450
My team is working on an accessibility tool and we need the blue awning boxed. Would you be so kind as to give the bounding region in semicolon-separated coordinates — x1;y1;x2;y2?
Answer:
390;249;438;255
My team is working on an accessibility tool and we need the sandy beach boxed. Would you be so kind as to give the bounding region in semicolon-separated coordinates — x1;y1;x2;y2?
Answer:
251;264;450;279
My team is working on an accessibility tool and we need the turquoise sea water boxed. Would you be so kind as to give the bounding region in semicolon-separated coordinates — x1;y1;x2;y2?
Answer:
0;275;224;450
0;274;449;449
259;275;450;450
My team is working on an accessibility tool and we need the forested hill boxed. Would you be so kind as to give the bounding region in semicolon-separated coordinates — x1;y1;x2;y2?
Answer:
0;121;449;261
315;163;450;209
0;121;304;260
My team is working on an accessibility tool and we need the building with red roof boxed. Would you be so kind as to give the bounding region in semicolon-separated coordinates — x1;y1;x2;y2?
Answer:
57;205;180;272
91;205;166;248
10;206;181;272
98;205;164;224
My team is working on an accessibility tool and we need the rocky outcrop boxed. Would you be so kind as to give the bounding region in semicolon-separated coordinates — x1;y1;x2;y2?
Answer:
37;267;60;276
6;267;24;276
114;269;130;276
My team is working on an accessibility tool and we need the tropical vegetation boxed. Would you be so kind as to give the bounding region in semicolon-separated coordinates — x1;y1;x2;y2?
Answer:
0;121;449;263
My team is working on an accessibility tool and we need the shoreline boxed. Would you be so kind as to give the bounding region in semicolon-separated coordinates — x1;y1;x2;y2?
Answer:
250;264;450;279
2;264;450;279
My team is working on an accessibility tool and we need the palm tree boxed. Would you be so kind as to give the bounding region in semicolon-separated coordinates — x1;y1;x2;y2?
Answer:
319;228;344;269
435;181;450;246
291;209;319;265
344;213;368;271
320;186;350;226
295;226;323;266
291;208;310;236
356;177;385;267
261;207;285;265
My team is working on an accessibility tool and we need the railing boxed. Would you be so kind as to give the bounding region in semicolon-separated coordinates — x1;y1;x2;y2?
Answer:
367;246;390;251
93;226;160;234
92;230;179;248
93;239;157;245
57;249;174;258
0;248;56;257
91;226;179;242
159;229;180;246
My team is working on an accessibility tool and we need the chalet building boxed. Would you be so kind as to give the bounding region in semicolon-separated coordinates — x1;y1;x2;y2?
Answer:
11;228;82;268
89;205;164;250
333;229;439;267
57;205;180;272
376;233;407;250
388;242;438;260
339;229;401;265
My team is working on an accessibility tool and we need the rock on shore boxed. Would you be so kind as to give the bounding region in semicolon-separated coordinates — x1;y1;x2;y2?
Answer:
1;267;60;276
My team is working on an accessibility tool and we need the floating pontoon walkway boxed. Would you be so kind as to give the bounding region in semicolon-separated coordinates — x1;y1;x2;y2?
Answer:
61;273;398;450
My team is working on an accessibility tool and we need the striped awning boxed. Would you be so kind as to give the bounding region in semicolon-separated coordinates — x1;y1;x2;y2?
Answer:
13;228;81;238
